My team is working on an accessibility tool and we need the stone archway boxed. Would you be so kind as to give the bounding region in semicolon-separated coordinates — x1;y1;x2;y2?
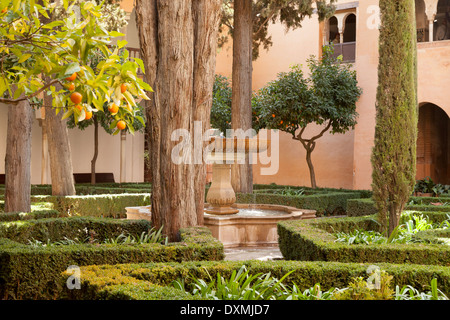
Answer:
416;103;450;184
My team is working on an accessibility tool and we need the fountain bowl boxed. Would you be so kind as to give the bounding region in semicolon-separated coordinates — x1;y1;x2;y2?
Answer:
126;203;315;248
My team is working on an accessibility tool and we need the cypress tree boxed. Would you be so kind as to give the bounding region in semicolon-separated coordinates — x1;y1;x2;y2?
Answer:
371;0;418;236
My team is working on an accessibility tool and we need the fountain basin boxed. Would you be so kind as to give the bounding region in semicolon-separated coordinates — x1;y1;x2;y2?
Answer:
125;204;315;248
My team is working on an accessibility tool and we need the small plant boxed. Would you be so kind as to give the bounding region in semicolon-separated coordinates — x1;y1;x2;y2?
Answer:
414;177;435;194
103;226;168;245
395;278;449;300
333;270;395;300
274;187;305;196
172;265;294;300
27;236;87;248
432;184;450;197
334;213;446;245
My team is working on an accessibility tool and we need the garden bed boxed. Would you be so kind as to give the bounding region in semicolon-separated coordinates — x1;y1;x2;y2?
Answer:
277;214;450;265
60;260;450;300
0;217;223;299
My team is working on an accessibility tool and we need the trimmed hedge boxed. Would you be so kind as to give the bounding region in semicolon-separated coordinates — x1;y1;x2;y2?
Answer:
0;217;224;299
60;260;450;299
277;215;450;266
347;197;450;217
30;193;150;218
236;191;364;216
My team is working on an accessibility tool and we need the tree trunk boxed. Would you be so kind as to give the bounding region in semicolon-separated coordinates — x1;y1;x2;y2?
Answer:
44;89;76;196
305;148;317;189
91;116;99;185
231;0;253;194
135;0;222;241
4;99;33;213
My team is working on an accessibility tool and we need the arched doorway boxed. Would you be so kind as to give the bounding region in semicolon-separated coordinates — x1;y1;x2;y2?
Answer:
416;103;450;184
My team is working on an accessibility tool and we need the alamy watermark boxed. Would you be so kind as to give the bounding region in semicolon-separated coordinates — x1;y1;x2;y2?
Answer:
170;122;280;176
66;265;81;290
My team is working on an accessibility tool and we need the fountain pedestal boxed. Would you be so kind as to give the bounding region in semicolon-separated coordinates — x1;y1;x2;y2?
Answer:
205;163;239;214
205;137;269;215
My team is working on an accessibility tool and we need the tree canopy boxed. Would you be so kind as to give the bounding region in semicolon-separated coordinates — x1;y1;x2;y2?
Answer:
219;0;337;60
0;0;151;132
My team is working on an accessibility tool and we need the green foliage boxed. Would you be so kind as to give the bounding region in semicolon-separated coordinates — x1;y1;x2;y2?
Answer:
30;193;151;219
333;270;395;300
0;0;151;130
219;0;337;60
210;74;232;135
253;46;361;136
334;213;445;245
0;220;223;299
236;191;362;216
173;265;295;300
103;226;168;245
278;214;450;265
371;0;418;235
62;260;450;300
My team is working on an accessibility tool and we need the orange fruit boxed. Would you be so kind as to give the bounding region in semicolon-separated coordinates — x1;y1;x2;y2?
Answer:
272;114;276;118
108;103;119;114
66;72;77;81
1;7;7;13
70;92;82;104
85;111;93;120
74;104;83;112
120;83;127;93
117;120;126;130
280;120;283;125
68;83;75;91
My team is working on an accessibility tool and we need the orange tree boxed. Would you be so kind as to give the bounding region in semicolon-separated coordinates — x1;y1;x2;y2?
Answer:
67;99;146;184
0;0;151;212
253;46;362;188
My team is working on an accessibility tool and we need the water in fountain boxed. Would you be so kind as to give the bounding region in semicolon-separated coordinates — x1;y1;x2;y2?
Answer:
234;208;288;216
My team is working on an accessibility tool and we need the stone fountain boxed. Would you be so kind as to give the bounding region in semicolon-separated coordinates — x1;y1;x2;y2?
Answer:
126;136;315;248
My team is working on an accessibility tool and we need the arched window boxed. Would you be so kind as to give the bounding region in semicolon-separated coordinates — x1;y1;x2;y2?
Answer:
343;14;356;43
325;13;356;62
415;0;428;42
435;0;450;41
328;16;339;44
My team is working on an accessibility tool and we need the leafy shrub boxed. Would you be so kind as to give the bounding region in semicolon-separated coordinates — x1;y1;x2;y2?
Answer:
172;264;447;300
334;213;445;245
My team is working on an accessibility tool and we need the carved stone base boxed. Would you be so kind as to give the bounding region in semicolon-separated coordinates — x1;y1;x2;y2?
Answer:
205;163;239;215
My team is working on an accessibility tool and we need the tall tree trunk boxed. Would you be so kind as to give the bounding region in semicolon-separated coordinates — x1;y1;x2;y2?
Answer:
44;88;76;196
91;116;99;185
231;0;253;194
135;0;222;241
4;98;33;213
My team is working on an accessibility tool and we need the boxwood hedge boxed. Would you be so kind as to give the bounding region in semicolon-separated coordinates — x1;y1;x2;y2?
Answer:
0;217;223;299
277;214;450;266
60;260;450;300
236;191;365;216
30;193;151;219
347;197;450;217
